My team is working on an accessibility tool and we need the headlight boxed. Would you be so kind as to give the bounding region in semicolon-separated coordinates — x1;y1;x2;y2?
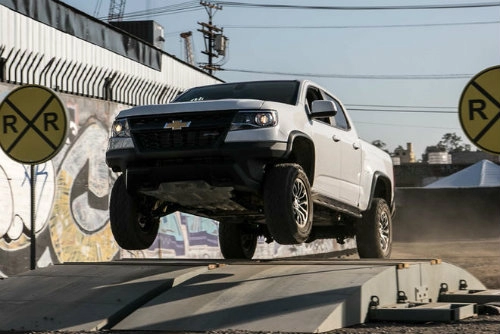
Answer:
230;110;278;131
111;119;131;137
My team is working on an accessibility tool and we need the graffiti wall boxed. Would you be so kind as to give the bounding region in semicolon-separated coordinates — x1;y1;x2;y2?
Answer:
0;82;122;276
0;83;354;277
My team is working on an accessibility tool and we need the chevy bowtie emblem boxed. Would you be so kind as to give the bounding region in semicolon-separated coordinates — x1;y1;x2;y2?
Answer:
164;120;191;130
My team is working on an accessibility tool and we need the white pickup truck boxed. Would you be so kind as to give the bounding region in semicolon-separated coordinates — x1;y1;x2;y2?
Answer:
106;80;395;259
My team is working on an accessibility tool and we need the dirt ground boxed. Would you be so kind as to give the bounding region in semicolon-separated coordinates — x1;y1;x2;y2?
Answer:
391;238;500;289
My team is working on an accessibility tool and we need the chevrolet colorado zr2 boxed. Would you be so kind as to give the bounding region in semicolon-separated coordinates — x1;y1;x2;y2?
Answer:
106;80;395;259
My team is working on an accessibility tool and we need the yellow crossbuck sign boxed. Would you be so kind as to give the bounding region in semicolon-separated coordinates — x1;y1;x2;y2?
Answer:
459;66;500;155
0;85;68;164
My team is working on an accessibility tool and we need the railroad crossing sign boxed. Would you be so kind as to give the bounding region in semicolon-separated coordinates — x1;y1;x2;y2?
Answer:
0;85;68;164
459;66;500;155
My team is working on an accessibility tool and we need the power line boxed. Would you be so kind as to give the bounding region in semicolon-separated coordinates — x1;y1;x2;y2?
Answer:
355;121;459;130
119;7;200;20
99;1;201;20
99;1;500;21
221;68;474;79
349;108;457;114
346;103;458;114
346;104;456;109
218;1;500;11
225;20;500;30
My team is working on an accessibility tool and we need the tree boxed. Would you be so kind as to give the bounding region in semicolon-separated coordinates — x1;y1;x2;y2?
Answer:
437;132;471;153
394;145;404;151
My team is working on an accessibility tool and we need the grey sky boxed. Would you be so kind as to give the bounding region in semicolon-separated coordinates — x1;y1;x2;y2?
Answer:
64;0;500;159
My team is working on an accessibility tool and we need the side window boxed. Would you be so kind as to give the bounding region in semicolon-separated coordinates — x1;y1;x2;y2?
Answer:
323;93;350;130
306;86;331;125
305;86;322;109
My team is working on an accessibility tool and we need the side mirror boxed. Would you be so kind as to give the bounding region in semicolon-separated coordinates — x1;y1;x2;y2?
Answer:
311;100;337;118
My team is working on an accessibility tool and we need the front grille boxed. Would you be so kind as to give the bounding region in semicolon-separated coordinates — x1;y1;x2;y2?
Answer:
129;110;236;152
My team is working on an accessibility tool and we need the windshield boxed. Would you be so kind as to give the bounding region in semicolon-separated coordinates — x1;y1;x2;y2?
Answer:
173;81;300;105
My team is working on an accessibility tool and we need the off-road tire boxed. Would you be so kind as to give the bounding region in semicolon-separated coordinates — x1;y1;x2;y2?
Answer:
218;221;258;259
264;163;313;245
356;198;392;258
109;174;159;250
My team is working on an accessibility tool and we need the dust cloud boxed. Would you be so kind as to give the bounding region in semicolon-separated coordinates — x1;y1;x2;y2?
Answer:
393;187;500;242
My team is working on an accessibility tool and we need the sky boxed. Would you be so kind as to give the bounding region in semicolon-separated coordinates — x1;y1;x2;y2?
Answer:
62;0;500;160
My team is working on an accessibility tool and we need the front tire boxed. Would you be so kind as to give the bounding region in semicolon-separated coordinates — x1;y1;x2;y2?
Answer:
218;221;258;259
356;198;392;258
109;174;160;250
264;163;313;245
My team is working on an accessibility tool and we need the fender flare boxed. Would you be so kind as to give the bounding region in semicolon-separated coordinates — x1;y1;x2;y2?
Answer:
367;171;394;214
283;131;315;183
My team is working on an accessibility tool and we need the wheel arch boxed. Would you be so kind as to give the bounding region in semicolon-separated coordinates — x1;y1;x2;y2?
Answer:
284;131;315;185
368;171;394;212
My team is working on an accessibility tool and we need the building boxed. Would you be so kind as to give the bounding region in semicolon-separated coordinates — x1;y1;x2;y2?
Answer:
0;0;221;105
422;145;452;164
392;143;416;164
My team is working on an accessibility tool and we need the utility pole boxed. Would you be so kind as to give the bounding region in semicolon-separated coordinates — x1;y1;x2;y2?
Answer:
198;1;227;75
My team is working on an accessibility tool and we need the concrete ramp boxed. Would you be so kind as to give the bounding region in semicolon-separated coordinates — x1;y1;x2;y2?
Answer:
0;259;487;332
0;261;208;331
113;259;485;332
115;261;393;332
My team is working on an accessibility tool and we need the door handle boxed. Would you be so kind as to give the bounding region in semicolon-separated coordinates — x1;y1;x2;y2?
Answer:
353;142;360;150
332;135;340;142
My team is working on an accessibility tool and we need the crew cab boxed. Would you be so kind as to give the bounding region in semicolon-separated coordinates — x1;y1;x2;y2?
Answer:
106;80;395;259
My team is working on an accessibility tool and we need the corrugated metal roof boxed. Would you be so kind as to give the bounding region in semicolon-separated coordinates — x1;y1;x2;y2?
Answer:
0;1;222;105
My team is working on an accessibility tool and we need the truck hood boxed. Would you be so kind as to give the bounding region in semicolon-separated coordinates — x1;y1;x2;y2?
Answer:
117;99;266;118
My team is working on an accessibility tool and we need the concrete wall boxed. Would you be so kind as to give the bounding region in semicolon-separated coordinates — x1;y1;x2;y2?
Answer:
394;164;470;187
393;187;500;242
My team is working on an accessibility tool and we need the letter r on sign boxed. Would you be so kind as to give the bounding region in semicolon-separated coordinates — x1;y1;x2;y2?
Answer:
469;99;488;120
3;115;18;133
44;112;59;131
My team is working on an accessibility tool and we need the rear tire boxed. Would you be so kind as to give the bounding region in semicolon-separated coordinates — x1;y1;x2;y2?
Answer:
109;174;159;250
264;163;313;245
218;221;258;259
356;198;392;258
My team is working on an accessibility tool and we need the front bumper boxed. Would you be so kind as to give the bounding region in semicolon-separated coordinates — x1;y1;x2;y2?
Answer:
106;140;288;192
